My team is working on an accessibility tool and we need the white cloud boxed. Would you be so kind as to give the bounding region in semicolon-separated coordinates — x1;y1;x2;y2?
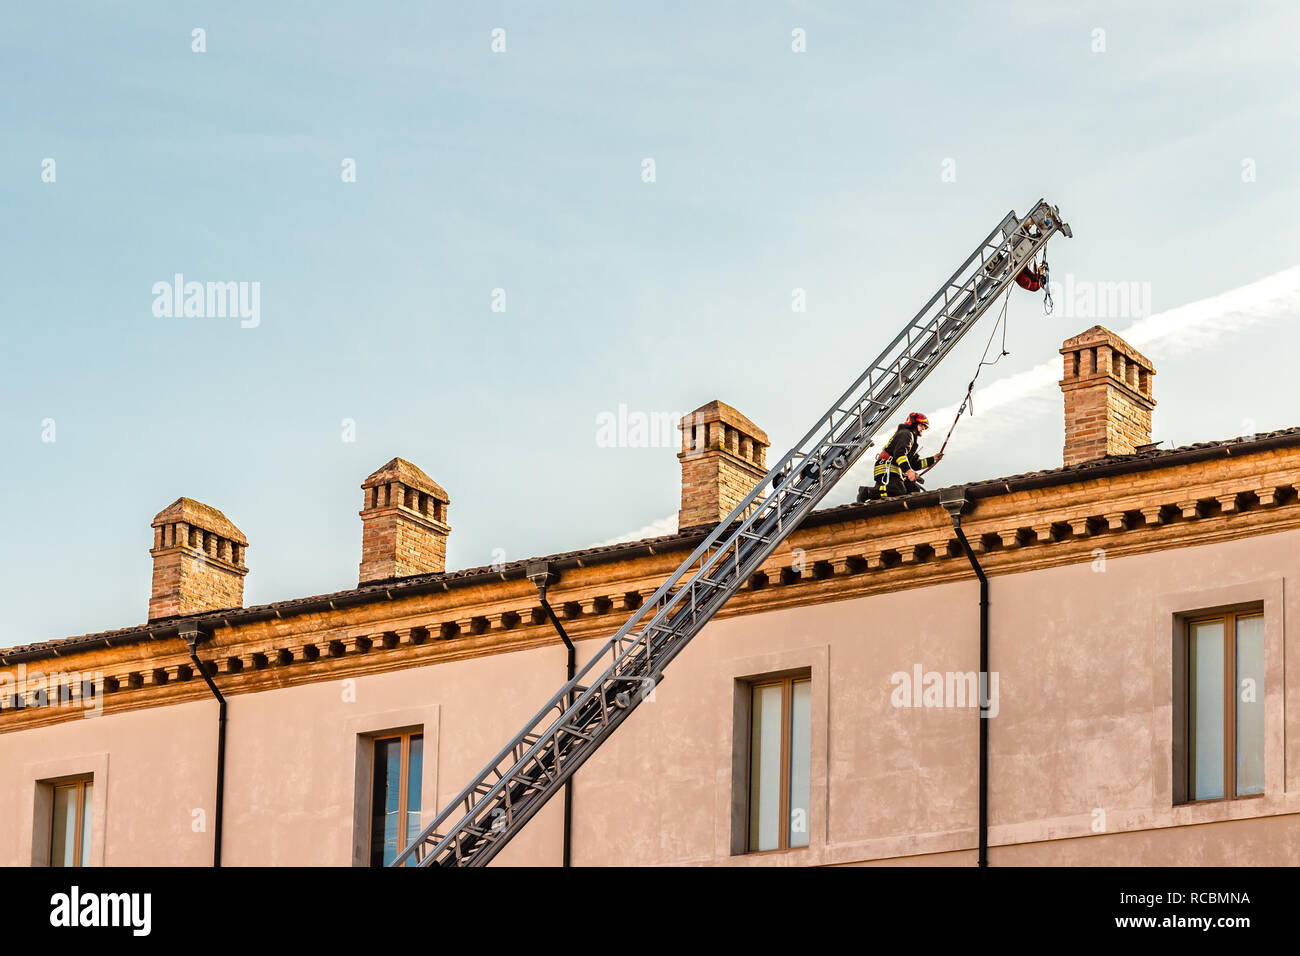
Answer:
1121;265;1300;355
591;512;679;547
603;265;1300;537
839;265;1300;502
923;265;1300;453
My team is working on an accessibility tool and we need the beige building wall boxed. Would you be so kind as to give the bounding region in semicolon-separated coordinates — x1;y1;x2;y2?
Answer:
0;644;570;867
569;526;1298;865
4;527;1296;866
1;701;214;866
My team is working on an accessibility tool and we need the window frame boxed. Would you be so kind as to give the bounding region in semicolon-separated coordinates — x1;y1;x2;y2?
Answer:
1181;609;1265;805
367;729;423;867
743;671;811;854
48;776;93;868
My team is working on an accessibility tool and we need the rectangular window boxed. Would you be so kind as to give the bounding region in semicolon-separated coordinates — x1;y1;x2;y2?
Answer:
49;778;93;867
369;731;423;867
1186;611;1264;802
746;675;811;852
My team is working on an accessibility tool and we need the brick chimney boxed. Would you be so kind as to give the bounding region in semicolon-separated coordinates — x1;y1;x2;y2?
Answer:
1059;325;1156;466
678;400;769;530
359;458;450;583
149;498;248;621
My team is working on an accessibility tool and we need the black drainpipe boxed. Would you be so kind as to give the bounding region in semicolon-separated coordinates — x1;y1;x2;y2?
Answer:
182;624;226;868
940;488;989;868
527;562;574;868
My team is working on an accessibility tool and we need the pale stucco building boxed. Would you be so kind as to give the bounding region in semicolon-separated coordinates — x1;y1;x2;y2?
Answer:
3;325;1298;866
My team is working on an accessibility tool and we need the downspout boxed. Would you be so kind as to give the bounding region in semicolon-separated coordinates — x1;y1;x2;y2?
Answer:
940;489;989;868
182;624;226;868
527;562;574;868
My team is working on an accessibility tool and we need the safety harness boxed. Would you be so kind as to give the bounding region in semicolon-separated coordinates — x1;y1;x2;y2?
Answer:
871;429;923;493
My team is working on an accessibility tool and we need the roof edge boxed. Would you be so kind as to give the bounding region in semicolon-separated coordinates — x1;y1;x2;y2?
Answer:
5;426;1298;666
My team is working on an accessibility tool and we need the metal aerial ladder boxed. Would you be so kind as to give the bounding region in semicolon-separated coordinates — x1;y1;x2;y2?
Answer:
392;199;1072;867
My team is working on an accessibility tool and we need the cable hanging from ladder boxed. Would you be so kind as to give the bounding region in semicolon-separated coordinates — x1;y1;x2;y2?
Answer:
920;286;1014;476
1040;252;1054;315
914;222;1053;480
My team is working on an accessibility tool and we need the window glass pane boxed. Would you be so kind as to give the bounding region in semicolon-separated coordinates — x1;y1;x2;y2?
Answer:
788;680;811;848
406;735;424;845
1188;620;1225;800
370;738;402;867
1235;615;1265;796
80;782;93;867
50;785;76;867
748;684;783;851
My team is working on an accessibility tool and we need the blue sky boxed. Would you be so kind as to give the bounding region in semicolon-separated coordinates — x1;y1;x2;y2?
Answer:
3;1;1299;644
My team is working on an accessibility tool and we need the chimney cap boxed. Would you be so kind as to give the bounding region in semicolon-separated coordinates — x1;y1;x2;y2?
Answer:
681;400;769;445
151;497;247;545
361;457;449;502
1059;325;1155;372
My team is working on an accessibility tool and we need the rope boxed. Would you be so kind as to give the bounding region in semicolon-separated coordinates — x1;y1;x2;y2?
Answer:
919;290;1012;475
1041;255;1054;315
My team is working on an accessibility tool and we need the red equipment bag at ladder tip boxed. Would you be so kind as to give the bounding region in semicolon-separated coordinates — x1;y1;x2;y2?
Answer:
1015;256;1049;293
1014;265;1041;292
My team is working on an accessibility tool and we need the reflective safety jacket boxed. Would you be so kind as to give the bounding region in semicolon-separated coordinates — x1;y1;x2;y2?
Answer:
872;425;935;486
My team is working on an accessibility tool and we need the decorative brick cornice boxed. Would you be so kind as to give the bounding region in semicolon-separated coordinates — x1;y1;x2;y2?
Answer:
3;443;1298;733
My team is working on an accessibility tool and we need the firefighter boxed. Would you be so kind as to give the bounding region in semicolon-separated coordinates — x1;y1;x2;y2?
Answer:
870;412;943;498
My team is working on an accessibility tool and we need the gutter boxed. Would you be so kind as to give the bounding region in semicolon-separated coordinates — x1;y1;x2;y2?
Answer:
941;488;990;868
182;623;226;867
527;562;575;868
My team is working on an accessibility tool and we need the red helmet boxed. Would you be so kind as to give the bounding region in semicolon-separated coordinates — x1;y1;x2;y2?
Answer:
905;412;930;429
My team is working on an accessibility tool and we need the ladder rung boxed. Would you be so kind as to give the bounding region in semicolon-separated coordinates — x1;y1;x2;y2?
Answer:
557;723;594;741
